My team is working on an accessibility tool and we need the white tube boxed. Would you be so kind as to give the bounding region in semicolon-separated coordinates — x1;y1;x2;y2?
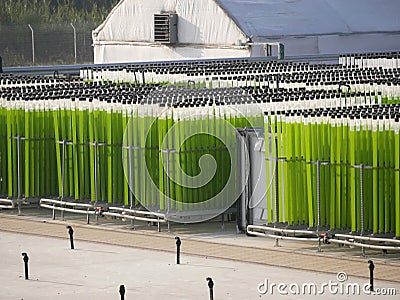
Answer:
329;239;400;251
0;198;14;204
247;230;320;242
0;204;14;209
334;234;400;245
108;206;165;218
247;225;317;236
102;211;166;223
40;198;95;208
40;204;96;215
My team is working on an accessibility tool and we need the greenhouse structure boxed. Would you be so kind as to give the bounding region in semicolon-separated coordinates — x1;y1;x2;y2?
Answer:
92;0;400;63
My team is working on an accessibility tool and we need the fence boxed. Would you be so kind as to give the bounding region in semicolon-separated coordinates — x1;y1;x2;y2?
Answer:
0;23;95;67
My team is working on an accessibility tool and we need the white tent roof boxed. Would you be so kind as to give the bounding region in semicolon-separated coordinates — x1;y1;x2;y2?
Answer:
217;0;400;40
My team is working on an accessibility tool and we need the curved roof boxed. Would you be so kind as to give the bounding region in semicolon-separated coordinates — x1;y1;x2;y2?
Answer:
217;0;400;40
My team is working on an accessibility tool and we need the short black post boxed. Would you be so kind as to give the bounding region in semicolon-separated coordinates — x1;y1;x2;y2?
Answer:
206;277;214;300
368;260;375;291
66;226;74;249
0;56;3;73
175;236;181;264
22;252;29;280
119;284;125;300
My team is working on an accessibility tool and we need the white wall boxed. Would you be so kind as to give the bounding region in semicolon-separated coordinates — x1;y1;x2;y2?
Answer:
94;43;250;64
93;0;245;45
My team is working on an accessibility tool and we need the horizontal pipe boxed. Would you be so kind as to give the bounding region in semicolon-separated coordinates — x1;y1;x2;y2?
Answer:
247;228;400;251
102;211;166;223
329;238;400;251
170;208;233;218
0;198;14;204
247;230;319;242
334;234;400;245
3;54;339;75
40;198;95;209
0;204;14;209
247;225;317;236
40;200;165;223
40;204;96;215
108;206;165;218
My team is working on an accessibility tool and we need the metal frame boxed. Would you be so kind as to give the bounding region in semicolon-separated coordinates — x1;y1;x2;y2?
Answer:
3;54;340;76
247;225;400;254
40;198;166;231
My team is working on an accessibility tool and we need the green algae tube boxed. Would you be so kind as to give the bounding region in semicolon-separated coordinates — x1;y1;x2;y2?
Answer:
394;119;400;236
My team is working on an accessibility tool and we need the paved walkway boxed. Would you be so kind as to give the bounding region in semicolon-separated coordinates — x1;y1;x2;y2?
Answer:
1;214;399;283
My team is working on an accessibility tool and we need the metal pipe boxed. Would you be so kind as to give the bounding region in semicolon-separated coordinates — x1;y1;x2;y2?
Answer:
41;198;95;208
248;230;400;250
40;200;166;223
28;24;35;65
0;198;14;204
247;230;320;242
108;206;165;218
329;238;400;251
86;208;90;224
247;225;317;236
334;233;400;244
40;204;96;215
70;23;77;64
101;211;166;223
0;204;14;209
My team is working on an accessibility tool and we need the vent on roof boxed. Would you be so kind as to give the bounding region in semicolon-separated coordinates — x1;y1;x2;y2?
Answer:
154;13;178;44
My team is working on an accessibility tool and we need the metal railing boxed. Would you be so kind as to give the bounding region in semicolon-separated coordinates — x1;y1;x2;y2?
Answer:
0;198;15;209
247;225;400;255
39;198;166;231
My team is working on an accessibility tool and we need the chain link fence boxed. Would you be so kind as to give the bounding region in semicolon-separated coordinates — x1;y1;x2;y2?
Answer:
0;23;95;67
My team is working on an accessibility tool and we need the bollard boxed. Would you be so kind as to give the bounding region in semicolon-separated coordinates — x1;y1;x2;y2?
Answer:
119;284;125;300
66;226;74;249
0;55;3;73
368;260;375;291
22;252;29;280
175;236;181;264
206;277;214;300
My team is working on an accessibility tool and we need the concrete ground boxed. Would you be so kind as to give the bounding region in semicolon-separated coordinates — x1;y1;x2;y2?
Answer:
1;231;399;300
1;207;400;299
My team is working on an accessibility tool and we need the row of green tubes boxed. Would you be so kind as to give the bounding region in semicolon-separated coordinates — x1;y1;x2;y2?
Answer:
125;105;258;212
2;101;58;198
1;98;264;212
264;108;400;235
